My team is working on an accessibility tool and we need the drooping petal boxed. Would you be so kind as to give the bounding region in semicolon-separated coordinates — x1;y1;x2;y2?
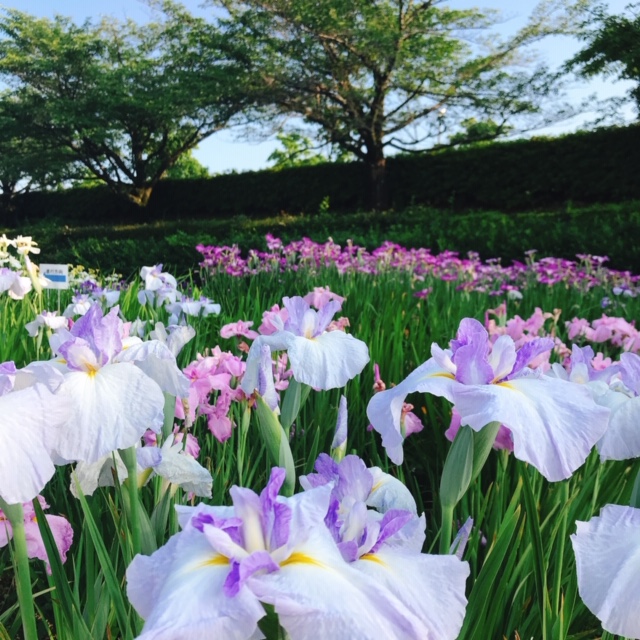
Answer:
70;453;128;498
572;504;640;638
596;393;640;461
286;330;369;390
54;363;164;463
127;527;266;640
354;550;469;640
0;384;69;504
241;334;294;395
250;525;431;639
115;340;190;397
151;439;213;498
452;375;609;481
367;467;418;515
366;357;455;465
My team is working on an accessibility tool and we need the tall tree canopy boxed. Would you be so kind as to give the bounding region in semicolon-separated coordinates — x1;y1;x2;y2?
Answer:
0;3;253;206
213;0;593;208
568;2;640;112
0;94;75;217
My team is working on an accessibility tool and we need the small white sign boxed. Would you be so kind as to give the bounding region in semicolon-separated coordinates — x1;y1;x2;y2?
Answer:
40;263;69;290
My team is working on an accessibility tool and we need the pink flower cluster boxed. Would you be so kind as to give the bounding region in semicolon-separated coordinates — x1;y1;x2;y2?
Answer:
485;303;639;365
178;347;247;443
178;286;350;443
567;315;640;354
196;236;639;296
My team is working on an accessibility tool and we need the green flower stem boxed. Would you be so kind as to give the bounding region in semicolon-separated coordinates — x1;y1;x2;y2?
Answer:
439;503;455;556
0;498;38;640
162;392;176;439
119;447;142;557
552;481;569;617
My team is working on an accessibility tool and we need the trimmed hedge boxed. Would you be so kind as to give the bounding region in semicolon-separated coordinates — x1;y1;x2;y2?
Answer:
7;123;640;225
13;200;640;278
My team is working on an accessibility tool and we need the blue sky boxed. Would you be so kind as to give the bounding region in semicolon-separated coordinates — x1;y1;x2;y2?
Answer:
2;0;636;173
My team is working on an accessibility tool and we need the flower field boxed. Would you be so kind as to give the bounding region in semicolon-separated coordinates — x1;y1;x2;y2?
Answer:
1;233;640;639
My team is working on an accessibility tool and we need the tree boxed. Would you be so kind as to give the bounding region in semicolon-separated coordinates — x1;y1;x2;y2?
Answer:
0;94;75;219
164;149;210;179
267;131;355;170
568;2;640;113
0;3;252;207
214;0;593;209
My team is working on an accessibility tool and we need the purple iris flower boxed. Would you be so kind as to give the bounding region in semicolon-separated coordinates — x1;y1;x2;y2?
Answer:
368;318;610;481
127;467;441;638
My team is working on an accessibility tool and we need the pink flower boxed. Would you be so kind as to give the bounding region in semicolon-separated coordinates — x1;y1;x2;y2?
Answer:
220;320;259;340
327;316;350;332
303;286;345;310
201;390;234;442
567;317;590;341
257;304;288;335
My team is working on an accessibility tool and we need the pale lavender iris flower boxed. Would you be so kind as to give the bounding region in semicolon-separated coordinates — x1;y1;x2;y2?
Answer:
548;346;640;461
49;304;166;463
127;468;436;639
368;318;610;481
241;296;369;393
300;454;469;639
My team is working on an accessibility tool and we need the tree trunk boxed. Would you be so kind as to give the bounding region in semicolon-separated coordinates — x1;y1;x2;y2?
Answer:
125;185;153;208
368;156;389;211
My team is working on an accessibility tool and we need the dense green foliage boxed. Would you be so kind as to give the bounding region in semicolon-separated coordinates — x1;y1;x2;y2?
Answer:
4;199;639;279
1;256;639;639
569;1;640;109
7;123;640;229
0;5;251;206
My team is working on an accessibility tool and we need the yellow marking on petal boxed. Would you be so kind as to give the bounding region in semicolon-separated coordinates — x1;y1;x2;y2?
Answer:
431;372;455;379
194;555;229;570
280;552;323;568
360;553;386;566
496;381;517;391
371;481;382;494
86;365;99;378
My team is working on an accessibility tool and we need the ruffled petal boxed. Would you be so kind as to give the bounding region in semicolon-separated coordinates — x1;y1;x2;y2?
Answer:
286;330;369;390
0;384;69;504
70;454;128;498
241;334;294;395
250;527;430;639
366;358;455;465
452;375;609;481
127;528;265;640
572;504;640;638
54;364;164;463
354;550;469;640
596;394;640;461
115;340;190;397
